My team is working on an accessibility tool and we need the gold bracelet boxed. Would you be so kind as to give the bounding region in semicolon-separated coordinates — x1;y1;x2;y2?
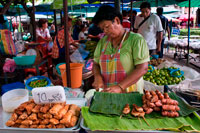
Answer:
118;84;125;93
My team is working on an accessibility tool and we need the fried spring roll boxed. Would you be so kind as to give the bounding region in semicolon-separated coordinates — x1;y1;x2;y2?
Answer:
19;124;29;128
56;124;66;128
21;120;33;126
6;120;15;127
28;113;37;121
43;112;53;119
19;112;28;120
49;103;63;115
25;103;35;115
32;105;42;113
60;111;73;124
68;115;78;127
40;104;50;113
30;125;38;128
10;113;18;121
37;125;46;128
49;118;59;125
40;119;50;125
54;105;70;120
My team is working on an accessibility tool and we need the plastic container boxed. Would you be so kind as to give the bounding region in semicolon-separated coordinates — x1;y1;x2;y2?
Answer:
170;69;184;78
25;76;51;95
148;64;155;72
2;89;28;112
152;54;159;59
13;55;36;65
56;62;65;75
59;63;84;88
1;82;25;95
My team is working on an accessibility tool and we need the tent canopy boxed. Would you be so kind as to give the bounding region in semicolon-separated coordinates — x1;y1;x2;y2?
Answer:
51;0;91;9
131;0;180;7
177;0;200;7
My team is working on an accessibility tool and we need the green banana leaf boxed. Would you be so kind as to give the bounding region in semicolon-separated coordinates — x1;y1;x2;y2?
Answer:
82;107;200;132
89;92;199;118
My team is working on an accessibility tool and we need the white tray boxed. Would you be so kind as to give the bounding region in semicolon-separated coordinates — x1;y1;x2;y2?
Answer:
0;98;87;133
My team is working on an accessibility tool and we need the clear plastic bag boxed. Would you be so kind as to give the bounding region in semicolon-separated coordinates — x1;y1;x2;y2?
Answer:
70;49;84;63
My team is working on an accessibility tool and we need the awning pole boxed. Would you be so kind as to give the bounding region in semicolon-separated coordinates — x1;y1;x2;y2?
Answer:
187;0;191;64
63;0;71;87
130;0;133;31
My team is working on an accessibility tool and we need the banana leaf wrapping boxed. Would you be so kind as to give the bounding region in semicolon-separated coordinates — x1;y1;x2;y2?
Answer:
89;92;199;118
82;107;200;132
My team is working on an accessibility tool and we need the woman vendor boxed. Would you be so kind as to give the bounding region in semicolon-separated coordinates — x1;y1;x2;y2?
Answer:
92;5;149;93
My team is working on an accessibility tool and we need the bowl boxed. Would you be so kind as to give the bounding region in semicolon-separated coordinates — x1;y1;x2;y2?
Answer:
151;54;159;59
13;55;36;65
25;76;51;92
2;89;28;112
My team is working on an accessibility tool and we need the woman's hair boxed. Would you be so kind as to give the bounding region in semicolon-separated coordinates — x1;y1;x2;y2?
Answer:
38;18;48;28
61;16;72;26
0;14;6;24
92;5;122;25
140;2;151;10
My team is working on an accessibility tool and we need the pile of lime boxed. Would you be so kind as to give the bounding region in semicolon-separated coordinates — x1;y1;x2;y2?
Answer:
143;67;185;85
148;65;154;72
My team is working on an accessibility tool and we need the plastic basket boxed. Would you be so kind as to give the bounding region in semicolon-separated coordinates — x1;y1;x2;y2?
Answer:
25;76;51;92
170;69;184;78
148;64;155;72
1;82;25;95
152;54;159;59
13;55;36;65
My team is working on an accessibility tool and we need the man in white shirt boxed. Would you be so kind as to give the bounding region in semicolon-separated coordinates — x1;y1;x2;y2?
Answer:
134;2;163;55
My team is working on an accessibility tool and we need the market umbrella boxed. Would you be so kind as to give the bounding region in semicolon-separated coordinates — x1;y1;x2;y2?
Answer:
51;0;88;9
177;0;200;7
178;14;195;21
131;0;180;7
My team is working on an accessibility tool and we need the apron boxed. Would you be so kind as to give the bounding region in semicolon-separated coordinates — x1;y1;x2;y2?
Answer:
100;31;137;92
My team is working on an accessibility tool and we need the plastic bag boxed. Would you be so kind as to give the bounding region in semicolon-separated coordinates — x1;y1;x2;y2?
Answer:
3;58;17;73
70;49;84;63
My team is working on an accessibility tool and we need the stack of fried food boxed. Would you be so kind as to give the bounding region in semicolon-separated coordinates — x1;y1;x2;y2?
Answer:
149;58;165;66
5;99;81;128
142;90;180;117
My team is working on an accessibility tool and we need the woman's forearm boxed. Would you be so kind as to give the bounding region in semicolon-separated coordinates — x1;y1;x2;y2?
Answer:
93;62;102;79
119;62;148;89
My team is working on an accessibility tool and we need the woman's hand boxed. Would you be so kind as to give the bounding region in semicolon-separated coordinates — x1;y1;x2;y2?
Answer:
102;85;122;93
92;76;104;91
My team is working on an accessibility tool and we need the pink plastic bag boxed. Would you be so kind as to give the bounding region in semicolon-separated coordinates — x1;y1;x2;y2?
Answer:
3;58;17;73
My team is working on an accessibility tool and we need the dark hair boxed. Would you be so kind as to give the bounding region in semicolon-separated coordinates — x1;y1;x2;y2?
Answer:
80;24;85;31
122;10;128;17
61;16;72;25
38;18;48;28
157;7;163;15
128;10;137;15
140;2;151;10
0;14;6;24
92;5;122;25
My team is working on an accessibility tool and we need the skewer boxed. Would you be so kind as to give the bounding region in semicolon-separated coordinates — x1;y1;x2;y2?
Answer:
180;92;199;97
142;116;150;127
138;117;142;126
190;101;200;104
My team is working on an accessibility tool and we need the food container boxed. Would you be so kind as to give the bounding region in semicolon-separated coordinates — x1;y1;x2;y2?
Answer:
13;55;36;65
2;89;28;112
25;76;51;95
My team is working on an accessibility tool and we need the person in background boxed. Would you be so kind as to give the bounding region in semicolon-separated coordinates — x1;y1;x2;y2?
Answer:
134;2;163;55
72;20;81;40
36;18;52;43
0;14;9;30
156;7;170;58
92;5;149;93
78;24;87;43
52;17;79;65
128;10;137;30
87;23;103;42
122;10;131;31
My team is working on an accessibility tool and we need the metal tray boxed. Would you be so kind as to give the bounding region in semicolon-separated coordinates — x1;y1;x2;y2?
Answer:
0;98;87;133
80;96;200;133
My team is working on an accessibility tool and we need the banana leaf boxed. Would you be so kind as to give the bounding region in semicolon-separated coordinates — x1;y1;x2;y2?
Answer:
82;107;200;132
89;92;199;118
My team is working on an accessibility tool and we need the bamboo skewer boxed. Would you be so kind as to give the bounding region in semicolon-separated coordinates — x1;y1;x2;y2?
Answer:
142;116;150;127
138;117;142;126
